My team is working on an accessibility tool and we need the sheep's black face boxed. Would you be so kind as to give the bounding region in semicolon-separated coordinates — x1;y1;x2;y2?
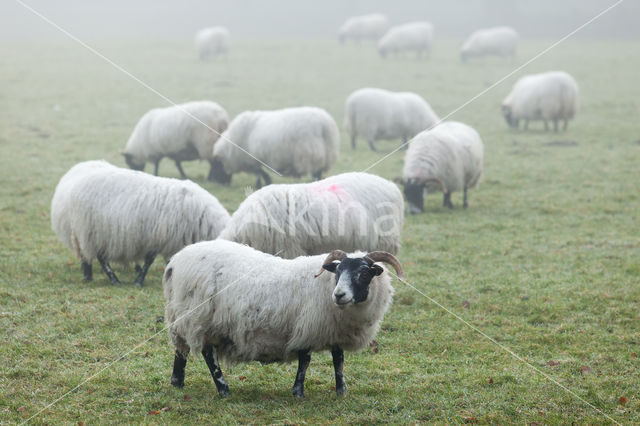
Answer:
123;153;145;171
322;258;383;307
208;158;232;184
501;105;515;128
404;180;424;214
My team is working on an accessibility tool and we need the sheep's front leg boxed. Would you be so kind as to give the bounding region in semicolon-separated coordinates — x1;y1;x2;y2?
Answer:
368;139;378;152
174;160;188;179
171;349;188;388
202;343;230;397
350;134;357;149
81;260;92;282
134;252;156;287
292;349;311;398
97;255;120;285
311;171;322;181
331;347;347;396
153;159;160;176
553;119;559;133
463;187;469;209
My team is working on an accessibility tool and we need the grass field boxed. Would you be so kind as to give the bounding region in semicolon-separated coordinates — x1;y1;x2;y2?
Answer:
1;36;639;424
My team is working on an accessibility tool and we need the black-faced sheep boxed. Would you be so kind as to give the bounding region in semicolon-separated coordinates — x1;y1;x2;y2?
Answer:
344;87;439;151
122;101;229;181
338;13;389;44
400;121;484;213
378;21;434;59
163;239;403;397
218;172;404;258
211;106;340;187
50;160;230;286
461;26;518;62
502;71;579;132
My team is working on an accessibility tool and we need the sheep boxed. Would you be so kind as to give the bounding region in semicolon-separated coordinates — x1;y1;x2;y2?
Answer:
460;26;518;62
501;71;579;132
50;160;230;286
400;121;483;213
122;101;229;181
338;13;389;44
377;21;434;59
211;107;340;187
344;87;440;151
195;27;230;60
163;239;403;397
218;172;404;259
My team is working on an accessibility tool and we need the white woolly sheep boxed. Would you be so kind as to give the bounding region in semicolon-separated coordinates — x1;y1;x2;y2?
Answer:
164;239;403;397
211;106;340;187
195;27;230;60
50;160;230;286
502;71;579;132
218;172;404;258
123;101;229;181
460;26;518;62
377;21;434;59
338;13;389;44
401;121;484;213
344;87;440;151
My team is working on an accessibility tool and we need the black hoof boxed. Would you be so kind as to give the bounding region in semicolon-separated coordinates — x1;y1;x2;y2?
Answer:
134;280;144;288
171;375;184;388
83;276;92;282
110;280;121;286
336;385;347;396
292;386;304;398
218;387;230;398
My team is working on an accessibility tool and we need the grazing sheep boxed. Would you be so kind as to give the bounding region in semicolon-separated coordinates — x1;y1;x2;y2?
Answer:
460;26;518;62
344;87;440;151
122;101;229;181
378;21;434;59
338;13;389;43
501;71;579;132
195;27;230;60
164;239;403;397
218;172;404;258
50;160;230;286
401;121;483;213
211;107;340;187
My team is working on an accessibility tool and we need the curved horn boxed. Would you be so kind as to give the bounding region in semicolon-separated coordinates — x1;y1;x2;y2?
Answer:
416;176;447;194
314;249;348;278
364;251;404;280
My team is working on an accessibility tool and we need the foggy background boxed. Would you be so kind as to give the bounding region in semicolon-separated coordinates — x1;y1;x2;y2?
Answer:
2;0;638;41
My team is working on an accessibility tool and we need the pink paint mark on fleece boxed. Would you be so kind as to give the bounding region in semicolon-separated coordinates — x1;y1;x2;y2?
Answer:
307;183;346;198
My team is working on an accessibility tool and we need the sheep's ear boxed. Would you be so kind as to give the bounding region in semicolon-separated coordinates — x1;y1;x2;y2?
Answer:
370;264;384;276
322;263;338;273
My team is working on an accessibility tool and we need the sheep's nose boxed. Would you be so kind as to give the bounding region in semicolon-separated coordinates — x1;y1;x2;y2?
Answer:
334;291;345;301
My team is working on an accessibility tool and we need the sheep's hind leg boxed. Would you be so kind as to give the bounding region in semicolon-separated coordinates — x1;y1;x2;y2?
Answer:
351;134;356;149
311;171;322;181
368;139;378;152
443;192;454;209
81;260;92;281
331;347;347;396
202;343;230;397
463;187;469;209
171;349;188;388
292;349;311;398
97;255;120;285
134;252;156;287
257;169;272;187
553;119;559;133
153;160;160;176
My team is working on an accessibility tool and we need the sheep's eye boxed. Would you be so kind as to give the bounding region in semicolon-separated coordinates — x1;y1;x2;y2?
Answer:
359;269;371;280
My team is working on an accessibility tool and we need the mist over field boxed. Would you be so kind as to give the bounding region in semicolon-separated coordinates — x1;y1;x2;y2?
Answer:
1;0;639;424
2;0;639;40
